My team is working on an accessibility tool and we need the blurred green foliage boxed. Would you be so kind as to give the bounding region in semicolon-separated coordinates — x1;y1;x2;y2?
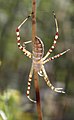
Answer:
0;89;33;120
0;0;74;120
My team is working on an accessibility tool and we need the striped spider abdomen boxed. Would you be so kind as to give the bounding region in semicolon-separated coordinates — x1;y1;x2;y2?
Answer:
33;36;44;71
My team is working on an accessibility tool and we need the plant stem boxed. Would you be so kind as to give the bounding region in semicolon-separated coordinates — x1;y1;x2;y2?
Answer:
32;0;42;120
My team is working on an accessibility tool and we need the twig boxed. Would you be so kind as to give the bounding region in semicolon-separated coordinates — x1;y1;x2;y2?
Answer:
32;0;42;120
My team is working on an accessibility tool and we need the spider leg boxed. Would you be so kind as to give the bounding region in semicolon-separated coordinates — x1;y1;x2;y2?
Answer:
42;65;65;93
38;70;43;76
43;11;59;60
23;41;32;49
43;49;70;64
26;64;36;103
23;41;32;45
16;13;33;58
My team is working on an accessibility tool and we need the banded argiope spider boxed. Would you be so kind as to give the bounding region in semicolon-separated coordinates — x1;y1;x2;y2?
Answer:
16;11;70;103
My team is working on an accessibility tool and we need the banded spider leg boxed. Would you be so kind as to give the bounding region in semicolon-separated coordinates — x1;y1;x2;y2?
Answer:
16;13;36;102
16;13;33;59
41;65;65;93
43;49;70;64
42;11;59;61
26;64;36;103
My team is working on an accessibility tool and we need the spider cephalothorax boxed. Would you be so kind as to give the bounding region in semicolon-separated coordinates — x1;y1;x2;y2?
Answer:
16;12;70;103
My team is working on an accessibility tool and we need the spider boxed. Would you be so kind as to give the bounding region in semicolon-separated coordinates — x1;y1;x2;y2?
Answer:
16;11;70;103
